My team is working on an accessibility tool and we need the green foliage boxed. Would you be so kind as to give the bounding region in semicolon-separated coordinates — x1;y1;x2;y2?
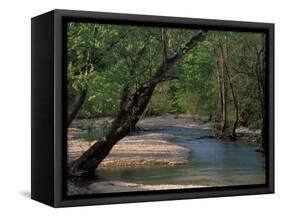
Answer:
249;120;262;130
148;82;175;115
67;22;266;132
170;39;218;116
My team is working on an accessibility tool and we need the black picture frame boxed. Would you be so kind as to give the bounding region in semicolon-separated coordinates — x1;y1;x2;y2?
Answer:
31;9;274;207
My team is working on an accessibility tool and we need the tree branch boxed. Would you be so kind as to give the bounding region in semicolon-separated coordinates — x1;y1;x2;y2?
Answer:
150;30;208;85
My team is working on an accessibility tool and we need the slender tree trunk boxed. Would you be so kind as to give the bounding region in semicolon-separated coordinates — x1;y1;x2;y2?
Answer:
119;85;130;110
216;45;228;134
255;46;266;151
216;58;223;125
67;89;88;128
221;63;228;133
219;41;239;137
69;30;207;176
231;97;239;137
67;50;92;127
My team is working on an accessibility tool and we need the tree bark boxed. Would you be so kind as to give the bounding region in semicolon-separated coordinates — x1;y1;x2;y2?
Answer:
67;50;91;127
69;30;207;176
232;41;266;150
119;85;130;110
219;41;239;137
255;45;266;151
215;45;228;134
67;89;88;128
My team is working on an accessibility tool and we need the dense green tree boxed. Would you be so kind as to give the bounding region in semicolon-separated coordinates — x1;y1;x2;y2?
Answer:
68;27;207;176
66;22;267;175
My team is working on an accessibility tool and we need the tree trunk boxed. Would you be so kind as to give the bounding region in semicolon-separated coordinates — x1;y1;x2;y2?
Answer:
221;62;228;133
219;41;239;137
67;50;92;127
231;98;239;137
255;45;266;151
67;89;88;128
216;57;223;125
69;82;157;176
119;85;130;111
216;46;228;134
69;30;207;176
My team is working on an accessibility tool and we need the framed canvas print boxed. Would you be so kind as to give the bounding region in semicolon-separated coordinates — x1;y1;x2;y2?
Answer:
31;9;274;207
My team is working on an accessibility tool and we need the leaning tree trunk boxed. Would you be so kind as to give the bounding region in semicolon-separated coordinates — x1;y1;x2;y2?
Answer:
69;82;156;176
67;89;88;128
67;50;92;127
69;30;207;176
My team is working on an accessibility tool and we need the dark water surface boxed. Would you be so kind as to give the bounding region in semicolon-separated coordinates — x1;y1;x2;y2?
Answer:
78;126;266;188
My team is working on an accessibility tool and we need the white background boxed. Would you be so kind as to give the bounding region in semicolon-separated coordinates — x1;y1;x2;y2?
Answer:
0;0;279;216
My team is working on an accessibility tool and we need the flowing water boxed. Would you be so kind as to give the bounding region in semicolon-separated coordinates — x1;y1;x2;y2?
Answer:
75;126;266;189
70;126;266;194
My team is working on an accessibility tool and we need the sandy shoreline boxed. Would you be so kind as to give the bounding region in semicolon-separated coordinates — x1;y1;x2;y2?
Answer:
68;114;214;168
67;115;199;194
68;114;260;168
68;132;191;168
67;114;261;194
